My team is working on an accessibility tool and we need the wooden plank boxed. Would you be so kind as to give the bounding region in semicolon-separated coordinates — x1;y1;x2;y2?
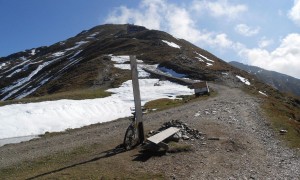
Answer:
130;55;144;143
147;127;180;144
130;55;142;123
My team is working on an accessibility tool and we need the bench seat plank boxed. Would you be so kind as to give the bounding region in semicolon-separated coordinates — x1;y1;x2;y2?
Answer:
147;127;180;144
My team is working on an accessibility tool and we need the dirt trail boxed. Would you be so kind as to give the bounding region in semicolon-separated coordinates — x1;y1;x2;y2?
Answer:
0;83;299;179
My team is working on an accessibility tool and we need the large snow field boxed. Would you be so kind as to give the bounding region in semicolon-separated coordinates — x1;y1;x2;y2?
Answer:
0;55;194;145
0;75;193;140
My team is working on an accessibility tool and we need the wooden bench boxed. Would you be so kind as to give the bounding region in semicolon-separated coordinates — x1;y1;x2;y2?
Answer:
147;127;180;150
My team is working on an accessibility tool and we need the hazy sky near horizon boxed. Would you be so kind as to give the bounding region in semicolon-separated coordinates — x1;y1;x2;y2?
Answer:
1;0;300;79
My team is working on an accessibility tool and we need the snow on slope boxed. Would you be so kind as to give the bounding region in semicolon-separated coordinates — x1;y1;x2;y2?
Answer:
0;55;194;140
194;51;214;67
110;55;158;78
0;79;193;139
236;75;250;85
157;66;186;78
1;42;87;101
162;40;180;49
31;49;36;55
259;91;268;97
0;61;53;100
2;59;30;75
0;63;7;69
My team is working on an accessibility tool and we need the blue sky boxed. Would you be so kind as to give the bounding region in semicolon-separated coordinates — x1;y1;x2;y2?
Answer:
0;0;300;79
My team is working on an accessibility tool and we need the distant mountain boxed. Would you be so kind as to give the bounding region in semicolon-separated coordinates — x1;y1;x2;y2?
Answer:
229;61;300;97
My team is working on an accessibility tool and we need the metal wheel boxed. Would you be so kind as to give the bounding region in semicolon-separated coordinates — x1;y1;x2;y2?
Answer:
123;124;137;150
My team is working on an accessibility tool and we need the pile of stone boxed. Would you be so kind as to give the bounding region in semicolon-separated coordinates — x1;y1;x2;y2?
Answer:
148;120;204;141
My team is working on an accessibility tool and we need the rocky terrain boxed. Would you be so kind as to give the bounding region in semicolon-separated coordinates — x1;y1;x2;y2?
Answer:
0;83;299;179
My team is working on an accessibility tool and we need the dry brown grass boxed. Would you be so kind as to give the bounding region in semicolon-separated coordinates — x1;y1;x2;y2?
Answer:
242;81;300;148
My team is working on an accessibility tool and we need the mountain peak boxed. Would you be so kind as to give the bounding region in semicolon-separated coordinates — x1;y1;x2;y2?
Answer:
0;24;241;101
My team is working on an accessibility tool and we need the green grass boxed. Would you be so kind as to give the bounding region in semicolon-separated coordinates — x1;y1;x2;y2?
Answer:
144;91;216;111
0;143;165;179
262;100;300;148
167;141;192;153
0;88;112;107
241;84;300;148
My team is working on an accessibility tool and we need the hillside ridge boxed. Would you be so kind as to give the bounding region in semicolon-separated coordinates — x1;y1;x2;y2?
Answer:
229;61;300;97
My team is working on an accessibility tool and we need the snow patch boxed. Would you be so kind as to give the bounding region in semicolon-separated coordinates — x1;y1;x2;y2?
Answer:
221;72;229;75
69;50;82;60
236;75;250;85
206;63;213;66
110;55;186;79
16;77;52;99
0;63;6;69
195;52;214;62
52;52;65;57
114;64;130;70
20;56;27;61
259;91;268;97
111;56;154;78
86;32;99;39
109;55;130;64
162;40;180;49
0;79;194;139
31;49;36;56
195;57;204;62
7;69;22;78
65;41;89;51
1;59;30;75
0;57;61;101
157;66;186;78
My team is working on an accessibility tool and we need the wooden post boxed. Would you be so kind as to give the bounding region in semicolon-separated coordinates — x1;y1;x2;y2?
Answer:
130;55;144;143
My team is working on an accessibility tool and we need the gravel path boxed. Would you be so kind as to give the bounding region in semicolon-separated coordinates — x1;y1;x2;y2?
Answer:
0;83;299;179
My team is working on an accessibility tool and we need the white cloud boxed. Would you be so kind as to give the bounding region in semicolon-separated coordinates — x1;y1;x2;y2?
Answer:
288;0;300;25
105;3;162;30
105;0;236;50
240;33;300;79
191;0;247;19
235;24;260;37
258;37;274;48
209;33;234;48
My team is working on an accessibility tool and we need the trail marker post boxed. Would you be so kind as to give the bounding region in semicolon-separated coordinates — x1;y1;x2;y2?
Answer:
130;55;144;143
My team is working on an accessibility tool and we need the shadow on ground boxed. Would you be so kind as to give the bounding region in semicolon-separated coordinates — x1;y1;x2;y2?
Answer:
132;149;166;162
26;144;126;180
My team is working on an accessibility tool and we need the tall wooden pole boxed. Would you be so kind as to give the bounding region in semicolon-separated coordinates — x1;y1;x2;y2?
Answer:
130;55;144;143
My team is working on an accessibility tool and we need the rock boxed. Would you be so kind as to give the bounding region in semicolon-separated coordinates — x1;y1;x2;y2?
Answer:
152;120;203;141
279;129;287;134
208;137;220;140
169;132;182;142
182;135;190;140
